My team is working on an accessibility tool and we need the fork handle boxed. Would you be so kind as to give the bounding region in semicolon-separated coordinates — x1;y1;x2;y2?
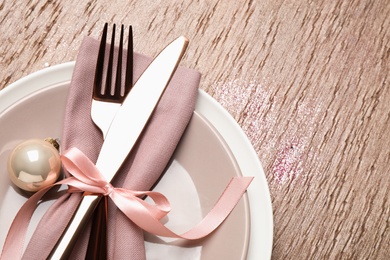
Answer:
85;196;108;259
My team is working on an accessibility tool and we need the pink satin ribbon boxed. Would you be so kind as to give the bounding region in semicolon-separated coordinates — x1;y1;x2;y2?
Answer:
1;147;253;259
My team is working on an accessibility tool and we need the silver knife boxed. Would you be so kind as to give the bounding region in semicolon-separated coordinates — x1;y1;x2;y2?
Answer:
50;36;189;259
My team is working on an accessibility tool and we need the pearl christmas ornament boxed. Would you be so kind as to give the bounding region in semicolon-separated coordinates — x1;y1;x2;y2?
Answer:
7;139;62;192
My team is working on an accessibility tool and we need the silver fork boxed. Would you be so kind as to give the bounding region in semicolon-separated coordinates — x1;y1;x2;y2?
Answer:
87;23;133;259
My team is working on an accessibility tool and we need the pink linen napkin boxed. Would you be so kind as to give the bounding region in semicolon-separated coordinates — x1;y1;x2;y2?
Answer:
22;36;200;259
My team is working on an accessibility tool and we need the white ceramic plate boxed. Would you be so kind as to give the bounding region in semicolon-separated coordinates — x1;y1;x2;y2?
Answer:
0;62;273;259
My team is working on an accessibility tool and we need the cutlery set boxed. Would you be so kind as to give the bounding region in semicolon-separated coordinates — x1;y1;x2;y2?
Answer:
50;23;189;258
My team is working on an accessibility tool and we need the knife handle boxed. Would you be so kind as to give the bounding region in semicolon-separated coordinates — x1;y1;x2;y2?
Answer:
49;195;101;259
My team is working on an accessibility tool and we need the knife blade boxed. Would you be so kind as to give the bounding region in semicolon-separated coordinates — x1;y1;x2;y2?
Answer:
50;36;189;259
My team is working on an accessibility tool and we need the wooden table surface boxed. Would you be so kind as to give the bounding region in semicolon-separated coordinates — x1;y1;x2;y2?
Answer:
1;0;389;259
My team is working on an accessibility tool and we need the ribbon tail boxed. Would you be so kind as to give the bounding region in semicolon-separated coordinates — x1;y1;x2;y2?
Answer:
1;186;52;259
181;176;253;239
1;175;79;259
111;176;253;239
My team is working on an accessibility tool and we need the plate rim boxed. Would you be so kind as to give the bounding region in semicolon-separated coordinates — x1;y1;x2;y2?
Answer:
0;62;273;259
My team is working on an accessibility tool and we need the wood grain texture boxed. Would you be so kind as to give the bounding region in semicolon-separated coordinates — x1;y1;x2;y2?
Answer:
0;0;389;259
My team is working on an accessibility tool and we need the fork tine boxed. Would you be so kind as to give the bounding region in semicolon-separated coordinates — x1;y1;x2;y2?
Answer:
104;24;116;96
114;25;124;99
124;25;133;94
93;23;108;98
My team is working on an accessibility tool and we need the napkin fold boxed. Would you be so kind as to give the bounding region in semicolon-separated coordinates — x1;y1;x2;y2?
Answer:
22;36;200;259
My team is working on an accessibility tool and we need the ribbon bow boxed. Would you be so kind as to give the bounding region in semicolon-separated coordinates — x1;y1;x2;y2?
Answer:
62;148;172;224
1;147;253;259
